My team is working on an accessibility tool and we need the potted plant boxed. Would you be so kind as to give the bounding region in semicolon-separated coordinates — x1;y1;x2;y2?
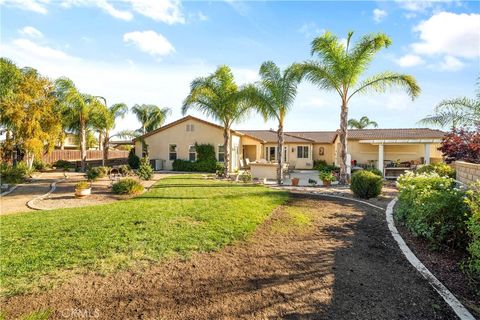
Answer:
291;177;300;186
319;171;335;187
75;180;91;197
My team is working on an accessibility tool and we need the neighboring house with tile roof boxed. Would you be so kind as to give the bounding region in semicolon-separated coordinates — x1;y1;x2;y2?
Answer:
134;115;445;171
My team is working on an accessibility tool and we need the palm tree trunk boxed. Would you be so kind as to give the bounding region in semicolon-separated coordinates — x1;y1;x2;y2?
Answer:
277;123;284;184
80;119;87;172
98;131;103;151
223;127;231;177
103;130;109;167
338;99;349;185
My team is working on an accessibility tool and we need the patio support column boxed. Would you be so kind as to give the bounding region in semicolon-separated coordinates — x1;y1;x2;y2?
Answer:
424;143;430;164
378;143;384;175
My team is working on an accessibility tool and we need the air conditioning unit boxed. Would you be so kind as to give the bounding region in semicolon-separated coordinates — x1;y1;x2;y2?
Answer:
149;159;165;171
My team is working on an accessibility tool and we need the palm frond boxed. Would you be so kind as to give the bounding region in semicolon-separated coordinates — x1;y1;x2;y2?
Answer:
349;71;421;101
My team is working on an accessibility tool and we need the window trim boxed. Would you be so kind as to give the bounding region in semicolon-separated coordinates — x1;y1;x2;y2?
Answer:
218;144;225;162
297;145;309;159
188;145;196;162
169;143;177;161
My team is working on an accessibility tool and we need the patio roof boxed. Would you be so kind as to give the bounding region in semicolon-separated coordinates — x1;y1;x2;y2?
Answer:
347;128;445;140
238;130;315;143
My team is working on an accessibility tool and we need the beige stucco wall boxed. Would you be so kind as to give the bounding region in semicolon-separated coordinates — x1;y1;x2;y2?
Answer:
262;142;314;169
134;118;241;171
312;143;335;165
455;161;480;185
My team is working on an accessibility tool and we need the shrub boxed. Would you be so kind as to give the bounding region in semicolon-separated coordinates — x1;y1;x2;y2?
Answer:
465;181;480;278
128;148;140;169
137;157;153;180
350;170;382;199
239;171;252;183
364;167;383;177
416;162;455;179
396;172;470;249
438;127;480;164
54;160;74;171
314;160;338;173
0;162;30;184
75;180;90;191
86;166;110;181
32;159;47;171
319;171;335;182
112;178;144;195
171;144;218;173
118;164;133;176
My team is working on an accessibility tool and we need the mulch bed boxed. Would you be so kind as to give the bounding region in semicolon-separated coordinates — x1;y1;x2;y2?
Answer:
2;195;456;319
396;222;480;318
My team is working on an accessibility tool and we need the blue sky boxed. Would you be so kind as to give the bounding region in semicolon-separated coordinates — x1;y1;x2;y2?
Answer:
1;0;479;133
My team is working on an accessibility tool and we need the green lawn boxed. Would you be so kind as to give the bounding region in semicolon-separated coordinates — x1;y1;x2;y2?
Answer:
0;175;288;296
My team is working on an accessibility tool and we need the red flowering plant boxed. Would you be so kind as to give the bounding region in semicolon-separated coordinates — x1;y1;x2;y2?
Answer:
438;127;480;164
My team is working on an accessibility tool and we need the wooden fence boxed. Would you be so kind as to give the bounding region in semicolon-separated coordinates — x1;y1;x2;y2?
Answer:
42;150;129;164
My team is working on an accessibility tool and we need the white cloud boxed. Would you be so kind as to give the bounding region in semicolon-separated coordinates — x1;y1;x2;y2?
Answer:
411;12;480;58
0;0;49;14
395;54;425;67
373;9;387;23
11;38;77;61
61;0;133;20
395;0;434;12
129;0;185;24
438;55;464;71
123;30;175;58
19;26;43;38
299;22;324;39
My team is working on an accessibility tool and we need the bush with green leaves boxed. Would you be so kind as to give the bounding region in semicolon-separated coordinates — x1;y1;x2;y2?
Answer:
86;166;110;181
32;159;47;171
54;160;74;171
112;178;144;195
75;180;90;191
0;162;31;184
465;181;480;279
239;171;252;183
118;164;134;176
350;170;382;199
137;157;153;180
364;167;383;176
128;148;140;169
319;171;335;182
416;162;455;179
172;143;218;173
314;160;338;173
396;172;470;249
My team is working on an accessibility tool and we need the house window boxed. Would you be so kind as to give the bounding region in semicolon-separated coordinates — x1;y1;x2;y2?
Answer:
265;146;276;161
169;144;177;161
297;146;309;159
186;124;195;132
189;145;196;162
218;145;225;162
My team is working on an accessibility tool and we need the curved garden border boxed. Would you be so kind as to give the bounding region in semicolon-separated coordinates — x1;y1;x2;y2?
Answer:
289;191;474;320
385;198;474;320
26;178;66;210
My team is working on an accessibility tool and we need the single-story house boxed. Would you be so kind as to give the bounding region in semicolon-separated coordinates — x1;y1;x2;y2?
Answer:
133;115;445;174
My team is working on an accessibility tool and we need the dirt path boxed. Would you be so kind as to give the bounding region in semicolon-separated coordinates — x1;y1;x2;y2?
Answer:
1;195;456;319
0;172;66;215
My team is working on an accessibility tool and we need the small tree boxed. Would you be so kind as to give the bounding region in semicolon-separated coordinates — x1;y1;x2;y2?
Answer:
438;127;480;164
137;157;153;180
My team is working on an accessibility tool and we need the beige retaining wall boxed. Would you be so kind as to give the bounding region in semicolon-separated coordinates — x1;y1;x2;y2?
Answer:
454;161;480;185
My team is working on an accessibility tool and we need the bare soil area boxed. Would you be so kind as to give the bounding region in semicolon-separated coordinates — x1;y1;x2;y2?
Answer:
2;195;456;319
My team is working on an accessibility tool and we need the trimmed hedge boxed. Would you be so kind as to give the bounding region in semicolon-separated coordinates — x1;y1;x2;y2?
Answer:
172;143;219;173
112;178;144;195
350;170;382;199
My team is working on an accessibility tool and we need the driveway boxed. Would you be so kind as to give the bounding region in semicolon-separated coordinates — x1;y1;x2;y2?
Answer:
2;194;456;319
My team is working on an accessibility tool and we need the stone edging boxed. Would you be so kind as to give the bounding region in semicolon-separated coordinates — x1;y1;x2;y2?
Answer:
386;198;475;320
0;185;18;197
26;178;66;211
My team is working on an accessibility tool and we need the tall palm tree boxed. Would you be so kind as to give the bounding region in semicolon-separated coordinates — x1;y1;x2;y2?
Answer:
182;65;253;177
348;116;378;129
131;104;171;134
245;61;302;184
91;101;128;165
296;31;420;184
54;77;103;171
419;83;479;128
